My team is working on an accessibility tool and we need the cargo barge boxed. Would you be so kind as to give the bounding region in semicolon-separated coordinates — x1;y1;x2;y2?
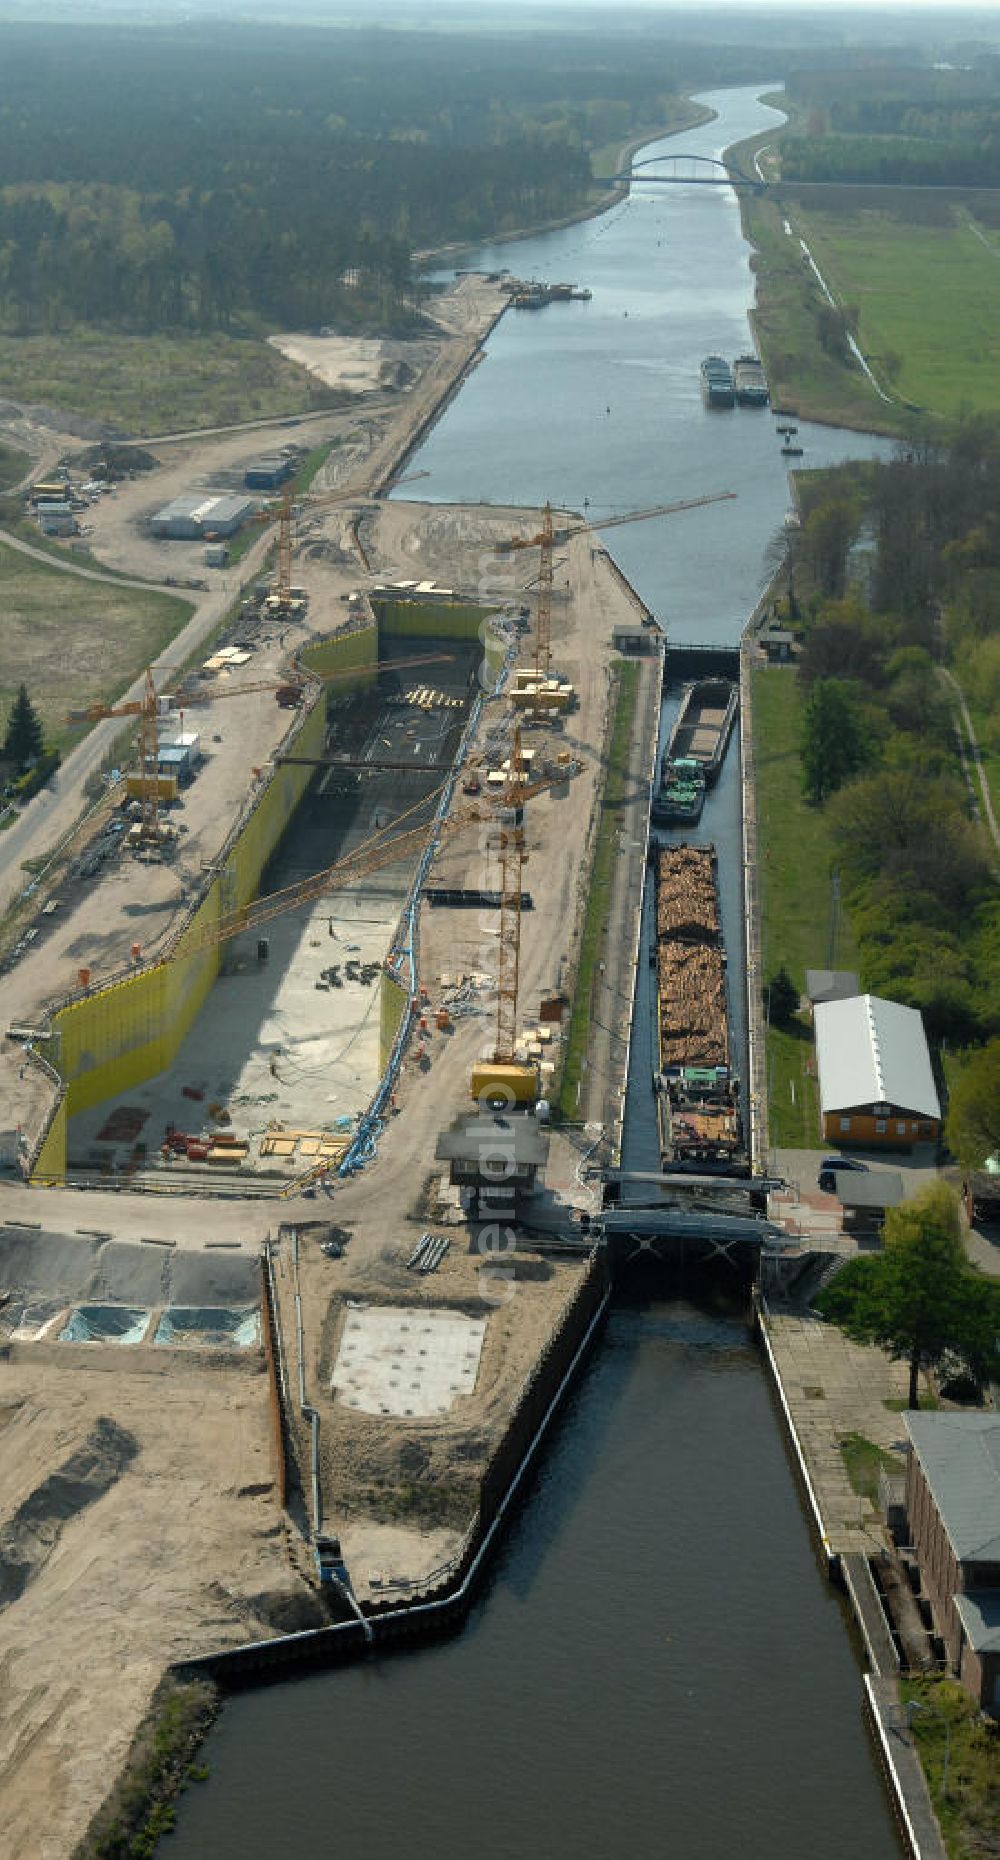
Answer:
667;678;738;786
652;842;745;1171
733;353;769;406
700;355;735;408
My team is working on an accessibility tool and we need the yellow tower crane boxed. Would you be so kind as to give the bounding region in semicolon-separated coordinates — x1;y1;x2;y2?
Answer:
507;490;736;684
67;654;455;842
169;745;562;964
493;727;528;1066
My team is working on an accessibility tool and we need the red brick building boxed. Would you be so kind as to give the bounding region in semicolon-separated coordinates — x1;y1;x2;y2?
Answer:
905;1413;1000;1715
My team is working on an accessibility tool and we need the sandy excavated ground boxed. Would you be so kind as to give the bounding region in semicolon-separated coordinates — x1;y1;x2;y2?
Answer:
0;1352;318;1860
268;331;437;393
269;276;505;396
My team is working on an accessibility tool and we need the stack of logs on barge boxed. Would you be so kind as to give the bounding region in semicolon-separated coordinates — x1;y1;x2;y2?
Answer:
652;843;746;1172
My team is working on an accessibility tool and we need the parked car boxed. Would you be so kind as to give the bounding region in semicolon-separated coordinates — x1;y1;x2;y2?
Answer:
818;1156;870;1194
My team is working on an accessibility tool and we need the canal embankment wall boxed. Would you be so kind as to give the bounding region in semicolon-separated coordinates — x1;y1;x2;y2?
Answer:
173;1245;612;1684
756;1291;946;1860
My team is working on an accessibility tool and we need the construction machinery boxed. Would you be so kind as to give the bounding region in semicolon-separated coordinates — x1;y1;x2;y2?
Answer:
470;729;539;1106
171;728;564;1101
67;669;170;844
506;490;736;695
68;652;457;841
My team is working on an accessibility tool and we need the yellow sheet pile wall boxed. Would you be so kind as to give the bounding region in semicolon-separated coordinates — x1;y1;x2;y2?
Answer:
33;652;350;1179
300;622;378;693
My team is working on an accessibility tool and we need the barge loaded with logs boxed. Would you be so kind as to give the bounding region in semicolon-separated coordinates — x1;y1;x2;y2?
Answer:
651;678;738;824
652;842;746;1172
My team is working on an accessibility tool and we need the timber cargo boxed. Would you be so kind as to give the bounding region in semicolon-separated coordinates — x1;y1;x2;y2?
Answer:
653;842;745;1171
666;679;738;787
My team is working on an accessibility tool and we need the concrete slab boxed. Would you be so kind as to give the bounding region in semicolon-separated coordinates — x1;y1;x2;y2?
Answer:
67;876;401;1179
331;1305;486;1417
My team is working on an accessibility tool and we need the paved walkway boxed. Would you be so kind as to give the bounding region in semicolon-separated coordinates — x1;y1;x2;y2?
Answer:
939;663;1000;855
762;1305;910;1556
868;1676;949;1860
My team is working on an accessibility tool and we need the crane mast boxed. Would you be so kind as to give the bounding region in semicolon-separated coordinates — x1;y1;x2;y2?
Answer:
277;490;293;608
493;730;527;1063
534;502;554;683
136;669;161;841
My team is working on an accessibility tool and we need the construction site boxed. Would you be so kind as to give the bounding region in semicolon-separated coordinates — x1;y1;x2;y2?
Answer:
0;268;690;1852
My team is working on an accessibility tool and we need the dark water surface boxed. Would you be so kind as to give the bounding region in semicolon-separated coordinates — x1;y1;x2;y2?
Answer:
407;86;891;645
171;88;901;1857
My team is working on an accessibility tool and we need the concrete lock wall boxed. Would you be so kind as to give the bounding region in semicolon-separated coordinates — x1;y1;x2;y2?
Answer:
32;635;370;1180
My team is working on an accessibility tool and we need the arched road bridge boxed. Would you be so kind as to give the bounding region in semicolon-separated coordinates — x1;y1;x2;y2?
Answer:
612;152;764;193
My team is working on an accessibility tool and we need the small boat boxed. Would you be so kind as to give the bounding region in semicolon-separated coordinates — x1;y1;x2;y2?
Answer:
781;443;804;458
652;755;706;826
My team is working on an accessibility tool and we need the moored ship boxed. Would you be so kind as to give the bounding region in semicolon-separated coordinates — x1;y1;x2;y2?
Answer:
652;842;745;1172
700;355;735;408
733;352;769;405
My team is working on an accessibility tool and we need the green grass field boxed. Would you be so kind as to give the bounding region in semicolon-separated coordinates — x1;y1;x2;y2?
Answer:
753;665;859;1146
799;202;1000;419
0;441;29;492
740;193;906;434
0;330;328;437
0;542;192;751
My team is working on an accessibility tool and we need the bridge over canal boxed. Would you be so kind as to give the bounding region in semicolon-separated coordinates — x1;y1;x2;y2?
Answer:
613;153;764;192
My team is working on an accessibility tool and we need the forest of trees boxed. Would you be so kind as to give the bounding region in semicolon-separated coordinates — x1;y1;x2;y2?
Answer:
783;419;1000;1048
0;22;776;337
781;60;1000;186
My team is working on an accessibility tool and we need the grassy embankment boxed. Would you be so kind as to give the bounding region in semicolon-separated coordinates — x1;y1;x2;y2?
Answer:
558;659;639;1119
899;1677;1000;1860
0;540;192;753
798;198;1000;421
731;111;1000;434
0;330;331;436
752;664;858;1148
73;1675;218;1860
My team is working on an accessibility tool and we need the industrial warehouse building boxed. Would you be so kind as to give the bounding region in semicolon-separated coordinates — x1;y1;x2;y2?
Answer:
905;1413;1000;1715
813;993;941;1148
151;493;256;540
244;455;294;491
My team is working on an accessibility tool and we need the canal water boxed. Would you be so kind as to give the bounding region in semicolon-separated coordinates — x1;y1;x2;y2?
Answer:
171;88;902;1857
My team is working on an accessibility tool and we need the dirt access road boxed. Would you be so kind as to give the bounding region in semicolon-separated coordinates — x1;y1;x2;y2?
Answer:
0;276;505;927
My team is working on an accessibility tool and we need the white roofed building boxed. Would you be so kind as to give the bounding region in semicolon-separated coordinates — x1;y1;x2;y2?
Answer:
813;993;941;1149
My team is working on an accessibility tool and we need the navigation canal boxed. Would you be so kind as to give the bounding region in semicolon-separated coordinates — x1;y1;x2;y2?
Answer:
172;89;902;1857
